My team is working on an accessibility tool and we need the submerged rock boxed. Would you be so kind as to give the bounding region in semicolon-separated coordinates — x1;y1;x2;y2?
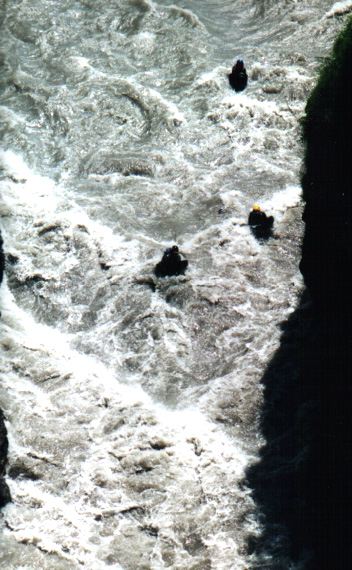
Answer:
0;231;4;285
0;409;11;508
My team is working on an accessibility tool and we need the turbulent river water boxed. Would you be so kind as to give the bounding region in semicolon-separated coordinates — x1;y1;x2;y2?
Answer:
0;1;350;569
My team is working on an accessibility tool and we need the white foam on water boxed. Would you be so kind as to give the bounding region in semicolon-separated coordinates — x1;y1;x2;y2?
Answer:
1;258;256;569
260;184;302;220
326;0;352;17
1;0;341;567
168;4;203;28
0;151;58;221
0;151;143;278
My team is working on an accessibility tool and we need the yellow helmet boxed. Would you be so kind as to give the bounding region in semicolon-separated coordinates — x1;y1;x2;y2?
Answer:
253;205;261;211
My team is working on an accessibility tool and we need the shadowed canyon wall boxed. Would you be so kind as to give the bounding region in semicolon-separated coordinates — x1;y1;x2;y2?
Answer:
247;16;352;570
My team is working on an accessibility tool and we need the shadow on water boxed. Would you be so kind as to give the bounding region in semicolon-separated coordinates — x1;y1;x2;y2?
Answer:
246;288;352;569
246;15;352;569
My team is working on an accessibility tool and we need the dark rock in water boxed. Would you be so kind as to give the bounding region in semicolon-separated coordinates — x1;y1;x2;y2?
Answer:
135;276;156;292
6;253;19;265
154;245;188;278
8;458;42;481
248;207;274;240
0;231;4;285
0;407;11;508
218;207;232;215
0;232;11;508
228;59;248;92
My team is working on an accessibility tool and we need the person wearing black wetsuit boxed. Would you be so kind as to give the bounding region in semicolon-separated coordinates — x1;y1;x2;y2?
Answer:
248;205;274;239
154;245;188;277
229;58;248;92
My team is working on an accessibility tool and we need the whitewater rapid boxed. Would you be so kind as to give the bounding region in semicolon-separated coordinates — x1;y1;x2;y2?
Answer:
0;0;350;568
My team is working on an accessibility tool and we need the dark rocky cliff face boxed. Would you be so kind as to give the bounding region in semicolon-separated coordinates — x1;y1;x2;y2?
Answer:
298;19;352;569
297;18;352;570
247;17;352;570
300;16;352;315
0;231;11;508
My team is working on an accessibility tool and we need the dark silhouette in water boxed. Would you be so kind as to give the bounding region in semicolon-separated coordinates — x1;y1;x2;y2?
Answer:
0;231;11;508
246;16;352;570
0;232;4;285
228;58;248;92
248;205;274;240
154;245;188;278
